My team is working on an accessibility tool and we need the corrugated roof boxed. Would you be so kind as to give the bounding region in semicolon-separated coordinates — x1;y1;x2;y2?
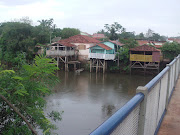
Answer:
88;43;112;50
130;45;160;52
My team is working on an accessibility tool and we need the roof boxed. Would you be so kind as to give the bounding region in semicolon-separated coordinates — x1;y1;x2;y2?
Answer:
108;40;124;46
58;40;76;47
80;32;91;36
136;40;165;46
64;34;100;44
130;45;160;52
167;38;180;43
154;45;162;49
88;43;112;50
92;33;106;39
48;41;75;47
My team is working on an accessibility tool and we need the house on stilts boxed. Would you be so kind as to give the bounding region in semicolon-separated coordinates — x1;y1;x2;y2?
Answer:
88;41;123;73
46;41;80;71
129;45;161;73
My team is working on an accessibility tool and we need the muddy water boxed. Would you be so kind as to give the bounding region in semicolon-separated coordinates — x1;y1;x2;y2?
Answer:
44;71;153;135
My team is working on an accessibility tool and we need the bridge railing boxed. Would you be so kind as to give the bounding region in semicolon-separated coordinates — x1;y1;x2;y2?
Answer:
90;54;180;135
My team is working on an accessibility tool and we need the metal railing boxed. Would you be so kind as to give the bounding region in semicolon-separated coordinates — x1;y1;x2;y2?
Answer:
90;54;180;135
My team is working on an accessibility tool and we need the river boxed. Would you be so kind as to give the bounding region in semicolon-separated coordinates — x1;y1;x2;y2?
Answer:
44;71;154;135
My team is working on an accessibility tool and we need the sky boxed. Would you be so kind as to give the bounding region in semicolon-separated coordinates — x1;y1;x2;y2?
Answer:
0;0;180;37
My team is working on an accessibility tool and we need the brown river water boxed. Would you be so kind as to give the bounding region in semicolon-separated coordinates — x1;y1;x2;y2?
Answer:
44;71;154;135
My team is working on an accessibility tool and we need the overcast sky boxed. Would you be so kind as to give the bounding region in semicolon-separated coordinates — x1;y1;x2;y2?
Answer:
0;0;179;36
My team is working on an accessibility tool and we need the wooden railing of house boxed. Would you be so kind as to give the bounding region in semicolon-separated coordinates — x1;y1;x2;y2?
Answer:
46;50;75;56
89;53;115;60
130;54;153;62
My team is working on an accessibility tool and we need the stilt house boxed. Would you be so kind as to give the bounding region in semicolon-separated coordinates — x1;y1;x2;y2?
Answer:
46;41;79;71
88;41;123;73
129;45;161;73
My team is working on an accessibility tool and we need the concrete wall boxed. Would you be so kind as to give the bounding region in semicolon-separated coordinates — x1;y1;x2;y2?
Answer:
73;43;95;62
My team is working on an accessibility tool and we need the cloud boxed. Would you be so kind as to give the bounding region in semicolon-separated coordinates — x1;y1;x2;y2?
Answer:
0;0;65;24
0;0;180;36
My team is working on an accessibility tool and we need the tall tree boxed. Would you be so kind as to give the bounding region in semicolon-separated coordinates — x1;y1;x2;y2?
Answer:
104;22;125;40
60;28;80;39
0;22;35;65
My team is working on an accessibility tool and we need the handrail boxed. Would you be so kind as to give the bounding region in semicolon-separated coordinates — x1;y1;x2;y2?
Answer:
90;55;180;135
90;93;144;135
145;66;170;92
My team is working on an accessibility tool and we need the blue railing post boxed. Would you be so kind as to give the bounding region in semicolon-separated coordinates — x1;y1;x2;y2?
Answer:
165;64;171;109
136;86;148;135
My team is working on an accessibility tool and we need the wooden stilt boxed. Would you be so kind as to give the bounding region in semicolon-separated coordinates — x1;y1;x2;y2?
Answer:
90;59;92;73
67;57;69;72
103;60;105;73
130;61;132;75
74;63;76;71
96;59;98;73
144;62;146;76
57;56;59;69
106;61;108;70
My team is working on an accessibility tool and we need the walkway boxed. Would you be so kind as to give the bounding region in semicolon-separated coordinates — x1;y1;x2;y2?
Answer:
158;77;180;135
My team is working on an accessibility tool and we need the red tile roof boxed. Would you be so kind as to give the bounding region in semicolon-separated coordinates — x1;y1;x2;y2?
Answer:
168;38;180;43
63;34;100;44
58;40;76;47
136;40;165;46
88;43;112;50
130;45;160;52
154;45;162;49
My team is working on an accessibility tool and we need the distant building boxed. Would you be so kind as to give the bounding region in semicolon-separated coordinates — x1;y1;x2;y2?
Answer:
129;45;161;73
167;38;180;43
136;39;166;49
80;32;91;36
56;34;101;62
92;33;106;39
88;41;122;73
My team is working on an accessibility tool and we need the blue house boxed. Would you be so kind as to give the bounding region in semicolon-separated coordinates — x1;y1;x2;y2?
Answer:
88;41;122;73
88;41;122;60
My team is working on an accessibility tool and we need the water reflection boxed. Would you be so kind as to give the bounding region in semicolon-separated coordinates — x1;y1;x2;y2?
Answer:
44;71;153;135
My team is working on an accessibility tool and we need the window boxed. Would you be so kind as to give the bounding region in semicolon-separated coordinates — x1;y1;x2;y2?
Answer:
78;45;86;50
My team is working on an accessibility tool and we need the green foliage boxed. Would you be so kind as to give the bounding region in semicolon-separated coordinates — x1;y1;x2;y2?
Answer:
104;22;125;40
161;42;180;60
109;66;120;71
60;28;80;39
119;32;135;39
0;22;35;65
0;55;61;135
120;38;139;49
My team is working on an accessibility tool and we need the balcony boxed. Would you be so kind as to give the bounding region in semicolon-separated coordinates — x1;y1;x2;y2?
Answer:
130;54;152;62
46;50;75;56
88;53;115;60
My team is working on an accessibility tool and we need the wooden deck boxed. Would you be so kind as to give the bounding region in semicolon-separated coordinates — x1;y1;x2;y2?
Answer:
158;76;180;135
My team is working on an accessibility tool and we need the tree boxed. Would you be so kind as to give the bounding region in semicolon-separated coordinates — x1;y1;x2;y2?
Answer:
145;29;154;38
120;32;135;39
0;22;35;65
60;28;80;39
0;55;62;135
136;32;145;39
104;22;125;40
34;18;55;44
120;38;139;49
161;42;180;60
